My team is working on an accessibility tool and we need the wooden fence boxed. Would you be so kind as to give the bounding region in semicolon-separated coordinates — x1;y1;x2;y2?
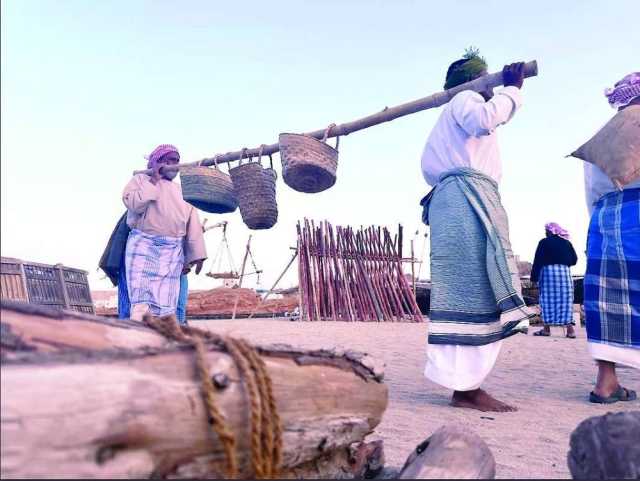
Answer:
297;220;422;322
0;257;94;314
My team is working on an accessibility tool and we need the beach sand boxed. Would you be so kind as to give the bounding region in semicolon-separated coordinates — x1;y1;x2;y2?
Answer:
195;318;639;479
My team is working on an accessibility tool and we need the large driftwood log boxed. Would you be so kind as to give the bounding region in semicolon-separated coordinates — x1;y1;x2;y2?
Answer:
1;301;388;479
567;411;640;480
134;60;538;173
398;425;496;479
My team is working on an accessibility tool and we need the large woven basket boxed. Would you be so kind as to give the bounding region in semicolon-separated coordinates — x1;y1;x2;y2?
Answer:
279;126;339;193
229;161;278;230
180;165;238;214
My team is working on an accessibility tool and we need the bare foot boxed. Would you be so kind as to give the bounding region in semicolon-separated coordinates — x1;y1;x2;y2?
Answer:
451;389;518;412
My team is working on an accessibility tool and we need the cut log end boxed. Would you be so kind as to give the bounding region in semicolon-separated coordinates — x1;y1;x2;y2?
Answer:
568;411;640;480
399;425;496;479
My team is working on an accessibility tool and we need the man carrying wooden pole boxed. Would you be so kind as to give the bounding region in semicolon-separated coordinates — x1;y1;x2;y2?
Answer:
419;49;534;412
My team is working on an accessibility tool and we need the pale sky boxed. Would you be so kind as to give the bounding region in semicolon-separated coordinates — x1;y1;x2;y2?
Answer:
1;0;638;292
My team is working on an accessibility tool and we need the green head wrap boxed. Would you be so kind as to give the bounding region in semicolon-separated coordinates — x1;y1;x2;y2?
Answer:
444;47;488;90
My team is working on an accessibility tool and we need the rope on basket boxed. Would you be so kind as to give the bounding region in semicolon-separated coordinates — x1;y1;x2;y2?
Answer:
142;313;283;479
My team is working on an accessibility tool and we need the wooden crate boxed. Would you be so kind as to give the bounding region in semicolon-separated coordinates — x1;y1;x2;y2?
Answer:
0;258;29;302
1;257;94;314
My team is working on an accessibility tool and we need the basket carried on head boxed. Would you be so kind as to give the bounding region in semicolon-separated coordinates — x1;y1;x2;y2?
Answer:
279;124;339;193
229;147;278;230
180;158;238;214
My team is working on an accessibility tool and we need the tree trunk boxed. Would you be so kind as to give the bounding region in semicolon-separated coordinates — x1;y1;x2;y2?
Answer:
1;301;387;479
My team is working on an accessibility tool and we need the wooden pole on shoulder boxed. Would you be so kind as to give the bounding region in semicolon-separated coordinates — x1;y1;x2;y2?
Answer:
134;60;538;175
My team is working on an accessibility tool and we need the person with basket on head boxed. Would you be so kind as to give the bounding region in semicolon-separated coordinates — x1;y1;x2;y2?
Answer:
530;222;578;338
122;144;207;321
419;48;533;412
581;73;640;404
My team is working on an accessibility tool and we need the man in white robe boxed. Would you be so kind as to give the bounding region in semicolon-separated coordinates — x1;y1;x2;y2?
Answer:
420;53;528;412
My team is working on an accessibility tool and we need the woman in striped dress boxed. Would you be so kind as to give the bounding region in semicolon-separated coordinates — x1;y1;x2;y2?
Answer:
531;223;578;338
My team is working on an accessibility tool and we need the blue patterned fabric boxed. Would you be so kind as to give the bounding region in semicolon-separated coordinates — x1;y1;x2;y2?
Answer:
125;229;184;317
422;168;532;346
175;275;189;324
584;188;640;349
539;264;574;325
117;260;130;319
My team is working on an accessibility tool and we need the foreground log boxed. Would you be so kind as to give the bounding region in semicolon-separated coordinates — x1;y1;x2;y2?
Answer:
398;425;496;479
567;411;640;480
1;301;387;478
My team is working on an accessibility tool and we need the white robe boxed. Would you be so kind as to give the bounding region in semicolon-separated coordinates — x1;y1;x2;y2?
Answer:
420;86;522;391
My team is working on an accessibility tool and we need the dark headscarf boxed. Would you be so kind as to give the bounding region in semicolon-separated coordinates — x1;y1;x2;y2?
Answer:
444;48;488;90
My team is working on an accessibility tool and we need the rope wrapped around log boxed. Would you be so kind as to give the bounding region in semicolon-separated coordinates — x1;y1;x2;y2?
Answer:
142;314;282;479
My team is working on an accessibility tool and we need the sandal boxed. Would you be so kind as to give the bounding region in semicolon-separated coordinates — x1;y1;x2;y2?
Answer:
533;329;550;336
589;386;637;404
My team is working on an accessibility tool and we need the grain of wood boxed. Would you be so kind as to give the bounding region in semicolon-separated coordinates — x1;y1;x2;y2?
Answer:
0;302;388;479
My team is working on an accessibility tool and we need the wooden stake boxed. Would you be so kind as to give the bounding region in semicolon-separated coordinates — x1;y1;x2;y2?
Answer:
411;239;416;297
247;250;298;319
231;234;252;320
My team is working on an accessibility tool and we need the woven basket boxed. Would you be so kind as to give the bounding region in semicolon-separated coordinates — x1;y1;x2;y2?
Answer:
229;161;278;230
279;126;339;193
180;165;238;214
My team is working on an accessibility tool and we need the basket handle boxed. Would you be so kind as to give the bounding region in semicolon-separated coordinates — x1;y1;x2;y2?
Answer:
257;144;265;166
238;148;248;165
322;123;340;151
268;153;274;170
212;154;220;170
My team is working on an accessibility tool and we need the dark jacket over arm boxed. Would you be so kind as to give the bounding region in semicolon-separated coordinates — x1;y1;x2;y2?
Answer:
98;212;131;287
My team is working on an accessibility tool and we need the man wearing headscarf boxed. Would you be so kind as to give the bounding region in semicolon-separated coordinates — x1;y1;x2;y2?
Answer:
419;49;533;412
582;73;640;404
530;222;578;338
122;144;207;321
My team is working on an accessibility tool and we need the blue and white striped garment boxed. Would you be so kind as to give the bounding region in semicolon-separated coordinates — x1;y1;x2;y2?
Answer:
423;168;532;346
539;264;574;325
118;259;189;324
125;228;184;317
584;188;640;349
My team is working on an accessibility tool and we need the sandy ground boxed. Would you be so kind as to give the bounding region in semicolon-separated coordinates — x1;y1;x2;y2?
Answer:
194;318;639;479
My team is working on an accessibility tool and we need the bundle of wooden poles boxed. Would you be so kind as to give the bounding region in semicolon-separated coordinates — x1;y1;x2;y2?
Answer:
297;219;423;322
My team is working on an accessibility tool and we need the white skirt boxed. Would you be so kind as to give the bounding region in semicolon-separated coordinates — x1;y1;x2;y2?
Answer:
588;342;640;370
424;341;502;391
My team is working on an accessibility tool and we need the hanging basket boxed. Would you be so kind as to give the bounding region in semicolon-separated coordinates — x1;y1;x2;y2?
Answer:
279;124;339;193
180;161;238;214
230;148;278;230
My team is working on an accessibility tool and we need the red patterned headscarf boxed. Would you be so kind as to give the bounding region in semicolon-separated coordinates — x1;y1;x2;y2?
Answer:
145;144;180;169
604;72;640;109
545;222;570;240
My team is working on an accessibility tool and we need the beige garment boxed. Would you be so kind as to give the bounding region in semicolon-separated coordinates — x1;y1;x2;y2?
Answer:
123;174;206;264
